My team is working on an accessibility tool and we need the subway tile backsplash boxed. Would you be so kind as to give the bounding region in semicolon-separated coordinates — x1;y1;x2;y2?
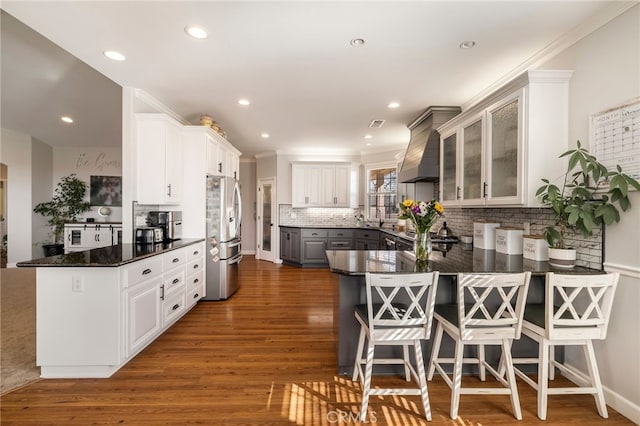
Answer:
278;204;602;269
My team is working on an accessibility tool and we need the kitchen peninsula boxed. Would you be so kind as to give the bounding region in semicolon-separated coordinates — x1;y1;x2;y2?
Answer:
327;247;601;376
17;239;205;378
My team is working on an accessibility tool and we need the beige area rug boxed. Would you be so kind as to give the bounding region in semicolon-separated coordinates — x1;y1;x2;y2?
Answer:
1;267;41;394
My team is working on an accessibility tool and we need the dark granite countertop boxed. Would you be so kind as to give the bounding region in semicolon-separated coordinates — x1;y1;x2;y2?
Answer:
280;225;418;242
326;246;602;276
16;238;205;268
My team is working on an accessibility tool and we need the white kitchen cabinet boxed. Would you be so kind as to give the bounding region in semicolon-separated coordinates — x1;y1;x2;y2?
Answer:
35;242;204;378
439;70;572;207
292;162;358;208
136;113;184;204
124;275;162;358
64;223;122;252
183;125;241;178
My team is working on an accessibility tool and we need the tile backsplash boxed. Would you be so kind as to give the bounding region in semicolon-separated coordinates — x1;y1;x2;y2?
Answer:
278;204;602;269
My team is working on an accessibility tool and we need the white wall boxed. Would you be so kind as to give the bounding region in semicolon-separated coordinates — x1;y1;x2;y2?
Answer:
1;128;35;264
541;5;640;422
31;138;53;258
239;160;256;254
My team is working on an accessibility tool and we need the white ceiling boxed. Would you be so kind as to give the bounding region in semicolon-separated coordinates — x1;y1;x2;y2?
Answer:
0;1;630;157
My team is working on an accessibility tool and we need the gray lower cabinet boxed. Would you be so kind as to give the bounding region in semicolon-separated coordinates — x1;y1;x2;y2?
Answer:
280;227;300;264
301;229;329;265
355;229;380;250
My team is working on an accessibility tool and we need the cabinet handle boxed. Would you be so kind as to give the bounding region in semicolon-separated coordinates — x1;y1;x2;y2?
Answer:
193;250;199;255
172;303;180;311
305;196;309;204
233;171;237;179
167;184;172;196
160;285;165;301
193;278;199;284
172;258;179;263
218;162;222;173
456;186;461;200
68;233;71;242
193;264;199;269
142;268;152;275
483;182;488;198
193;293;199;299
172;278;179;284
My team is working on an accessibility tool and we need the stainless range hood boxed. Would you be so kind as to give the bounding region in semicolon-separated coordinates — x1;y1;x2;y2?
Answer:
398;106;461;183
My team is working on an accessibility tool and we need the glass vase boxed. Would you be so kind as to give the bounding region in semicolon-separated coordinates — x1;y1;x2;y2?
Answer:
413;230;432;261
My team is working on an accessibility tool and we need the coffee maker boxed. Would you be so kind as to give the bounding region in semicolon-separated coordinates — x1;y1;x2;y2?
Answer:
148;211;182;242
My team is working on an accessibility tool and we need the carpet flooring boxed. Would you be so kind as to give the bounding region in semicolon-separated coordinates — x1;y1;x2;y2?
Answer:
1;267;41;394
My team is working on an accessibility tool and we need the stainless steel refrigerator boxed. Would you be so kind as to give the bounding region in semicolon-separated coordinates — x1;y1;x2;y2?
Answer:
204;175;242;300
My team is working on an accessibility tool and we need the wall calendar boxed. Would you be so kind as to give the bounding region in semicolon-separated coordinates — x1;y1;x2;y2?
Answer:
590;97;640;183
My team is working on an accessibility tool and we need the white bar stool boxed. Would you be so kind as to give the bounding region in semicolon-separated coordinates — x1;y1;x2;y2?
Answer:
352;271;439;422
512;272;620;420
427;272;531;420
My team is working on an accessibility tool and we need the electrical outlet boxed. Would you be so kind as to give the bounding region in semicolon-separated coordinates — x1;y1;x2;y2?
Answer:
72;276;84;292
290;212;297;219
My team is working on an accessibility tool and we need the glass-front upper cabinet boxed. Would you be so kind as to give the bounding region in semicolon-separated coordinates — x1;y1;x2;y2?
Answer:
485;89;524;205
460;117;484;204
440;132;458;204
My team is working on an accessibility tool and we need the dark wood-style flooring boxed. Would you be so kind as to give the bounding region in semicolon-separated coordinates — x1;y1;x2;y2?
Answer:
0;256;633;425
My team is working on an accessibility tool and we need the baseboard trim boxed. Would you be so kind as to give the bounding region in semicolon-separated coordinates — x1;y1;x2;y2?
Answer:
562;364;640;423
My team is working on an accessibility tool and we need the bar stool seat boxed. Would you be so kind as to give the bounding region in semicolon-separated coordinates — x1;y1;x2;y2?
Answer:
352;271;439;422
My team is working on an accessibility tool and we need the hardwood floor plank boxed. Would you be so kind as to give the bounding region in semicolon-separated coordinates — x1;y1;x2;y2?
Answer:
0;256;633;424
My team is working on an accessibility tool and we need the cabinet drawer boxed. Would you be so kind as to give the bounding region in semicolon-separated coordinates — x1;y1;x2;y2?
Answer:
163;248;186;271
162;292;186;327
186;269;204;291
328;239;353;250
302;229;328;238
163;269;185;297
186;258;204;277
186;242;206;262
122;256;163;288
186;281;205;309
328;229;354;238
355;229;379;240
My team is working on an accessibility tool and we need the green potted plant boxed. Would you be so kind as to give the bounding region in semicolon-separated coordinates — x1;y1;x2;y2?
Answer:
536;140;640;268
34;174;91;256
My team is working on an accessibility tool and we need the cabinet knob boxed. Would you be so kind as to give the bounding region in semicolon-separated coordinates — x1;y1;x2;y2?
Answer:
193;293;199;299
172;278;179;284
172;258;179;263
193;264;199;269
193;278;199;284
172;303;180;311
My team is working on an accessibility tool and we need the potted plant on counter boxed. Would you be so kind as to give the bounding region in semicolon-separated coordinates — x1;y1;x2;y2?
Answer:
536;140;640;268
34;174;91;256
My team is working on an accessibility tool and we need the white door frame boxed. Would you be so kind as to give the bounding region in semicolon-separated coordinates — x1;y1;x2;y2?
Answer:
256;177;277;263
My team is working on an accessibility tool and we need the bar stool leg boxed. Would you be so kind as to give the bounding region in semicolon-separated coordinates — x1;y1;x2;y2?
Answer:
478;344;486;381
538;338;550;420
352;326;366;381
414;339;432;421
450;339;464;419
427;322;444;380
403;345;411;381
360;342;375;422
585;340;608;418
502;339;522;420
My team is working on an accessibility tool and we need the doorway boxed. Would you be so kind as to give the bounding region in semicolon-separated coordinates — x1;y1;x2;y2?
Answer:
256;178;276;263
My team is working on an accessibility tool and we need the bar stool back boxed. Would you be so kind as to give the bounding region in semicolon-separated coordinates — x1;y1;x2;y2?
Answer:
512;272;620;420
352;271;439;421
427;272;531;420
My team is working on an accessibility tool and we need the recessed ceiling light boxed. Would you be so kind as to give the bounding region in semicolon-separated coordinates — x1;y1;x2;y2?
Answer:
387;102;400;109
350;38;366;47
261;133;270;139
238;99;250;106
61;116;73;123
459;40;476;49
103;50;126;61
364;134;373;139
185;26;208;39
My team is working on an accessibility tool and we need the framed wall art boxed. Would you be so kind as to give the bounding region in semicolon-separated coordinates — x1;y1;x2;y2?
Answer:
90;175;122;206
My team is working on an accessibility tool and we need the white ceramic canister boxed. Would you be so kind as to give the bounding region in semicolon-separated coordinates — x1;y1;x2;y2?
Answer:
473;221;501;250
523;234;549;261
495;227;524;255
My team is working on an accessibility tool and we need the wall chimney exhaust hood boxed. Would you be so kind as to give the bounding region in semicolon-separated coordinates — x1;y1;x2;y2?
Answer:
398;106;461;183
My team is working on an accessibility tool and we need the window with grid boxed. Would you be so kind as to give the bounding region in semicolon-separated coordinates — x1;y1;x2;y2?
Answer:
365;164;398;220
